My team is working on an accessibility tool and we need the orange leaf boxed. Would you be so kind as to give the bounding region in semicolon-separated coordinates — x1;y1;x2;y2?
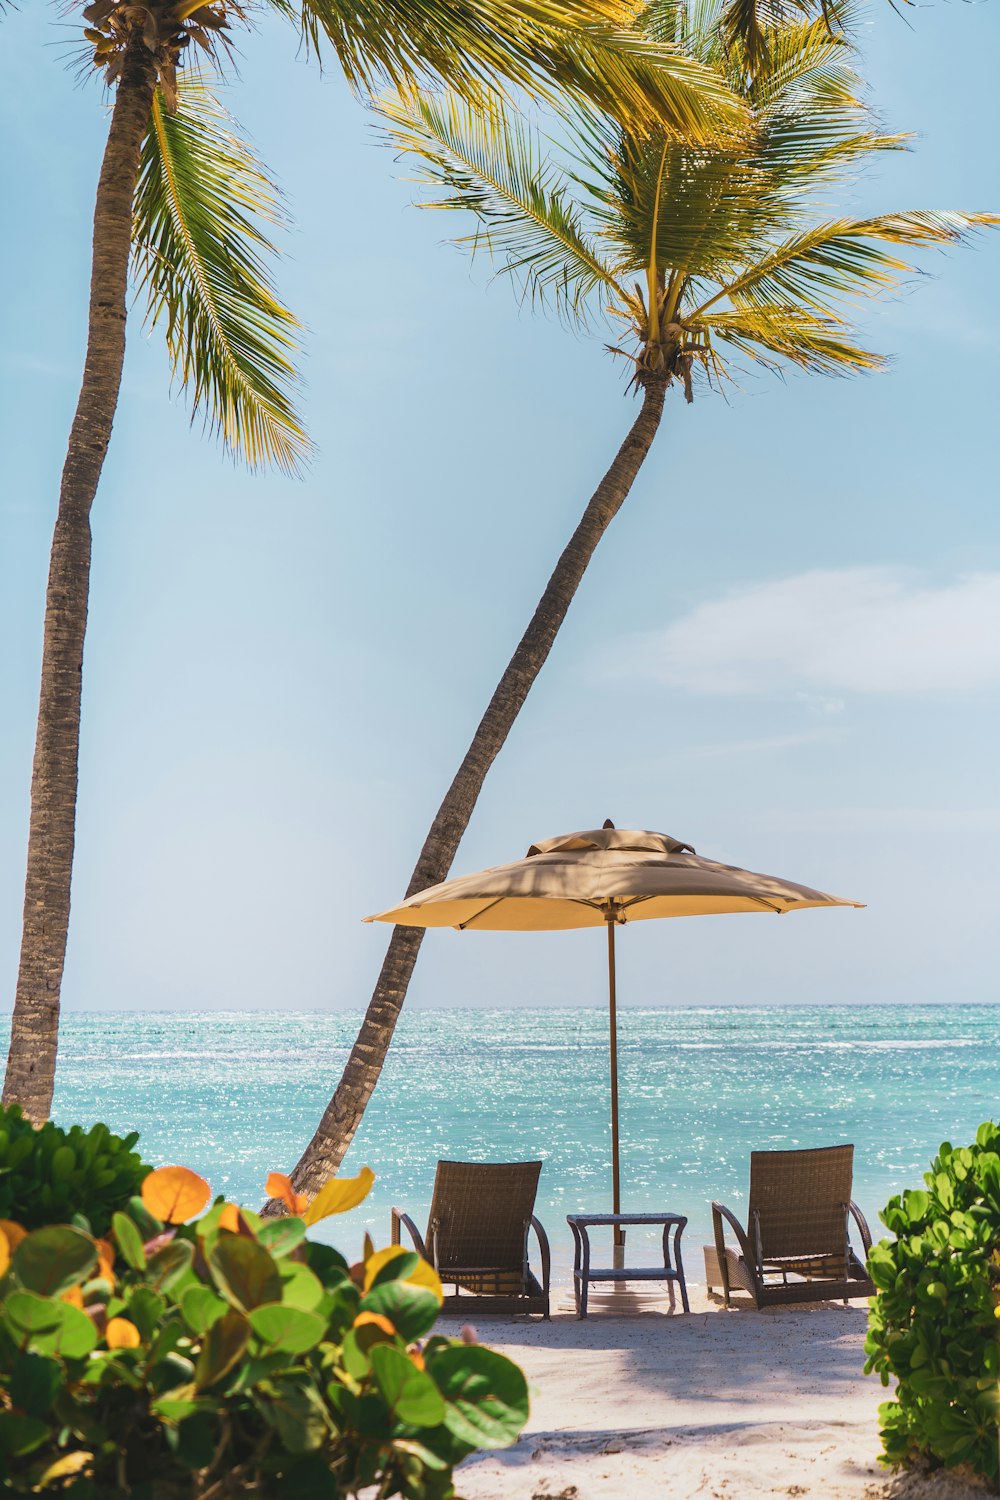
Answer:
95;1239;116;1286
218;1204;241;1233
62;1286;85;1309
265;1172;308;1217
106;1317;141;1349
0;1221;27;1255
142;1165;212;1225
410;1348;426;1370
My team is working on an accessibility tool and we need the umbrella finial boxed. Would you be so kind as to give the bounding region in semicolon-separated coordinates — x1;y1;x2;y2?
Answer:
603;818;615;829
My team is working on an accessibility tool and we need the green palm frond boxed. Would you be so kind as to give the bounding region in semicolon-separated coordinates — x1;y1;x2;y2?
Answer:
380;91;625;325
132;74;310;476
300;0;747;140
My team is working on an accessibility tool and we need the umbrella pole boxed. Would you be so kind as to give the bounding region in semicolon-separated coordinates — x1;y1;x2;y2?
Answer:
607;917;624;1268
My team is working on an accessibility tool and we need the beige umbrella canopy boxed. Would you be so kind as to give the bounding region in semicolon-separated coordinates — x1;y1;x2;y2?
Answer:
366;823;863;1227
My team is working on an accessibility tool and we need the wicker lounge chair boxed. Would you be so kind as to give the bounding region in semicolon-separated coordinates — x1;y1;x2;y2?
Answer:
391;1160;551;1317
707;1145;874;1309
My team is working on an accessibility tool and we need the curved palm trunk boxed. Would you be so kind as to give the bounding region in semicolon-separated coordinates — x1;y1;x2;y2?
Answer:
286;373;668;1199
2;34;157;1123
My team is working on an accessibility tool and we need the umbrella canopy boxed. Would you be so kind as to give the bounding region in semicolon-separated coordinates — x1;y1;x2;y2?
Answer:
365;825;863;931
366;825;863;1237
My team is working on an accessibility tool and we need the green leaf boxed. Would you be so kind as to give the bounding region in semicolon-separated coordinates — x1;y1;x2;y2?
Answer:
210;1236;282;1313
13;1227;98;1297
181;1285;229;1335
3;1291;98;1360
248;1303;326;1354
112;1211;147;1271
430;1345;529;1448
278;1260;326;1312
369;1250;420;1289
10;1351;63;1418
147;1238;194;1292
126;1287;166;1342
194;1309;251;1391
358;1281;440;1343
257;1217;307;1260
0;1411;51;1458
370;1343;446;1427
256;1373;329;1453
172;1411;217;1471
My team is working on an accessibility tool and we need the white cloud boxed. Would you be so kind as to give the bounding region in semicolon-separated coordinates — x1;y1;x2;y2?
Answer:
618;567;1000;698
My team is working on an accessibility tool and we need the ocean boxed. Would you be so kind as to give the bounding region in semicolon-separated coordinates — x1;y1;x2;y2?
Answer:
46;1004;999;1280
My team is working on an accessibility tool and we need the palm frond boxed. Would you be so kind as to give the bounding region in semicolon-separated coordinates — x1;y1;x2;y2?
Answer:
695;211;999;317
300;0;747;140
380;91;624;325
132;75;310;476
699;304;884;373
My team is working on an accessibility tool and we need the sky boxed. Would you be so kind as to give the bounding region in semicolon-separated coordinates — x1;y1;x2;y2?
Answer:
0;0;998;1021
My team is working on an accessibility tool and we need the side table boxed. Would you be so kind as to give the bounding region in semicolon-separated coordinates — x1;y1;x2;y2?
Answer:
566;1213;690;1317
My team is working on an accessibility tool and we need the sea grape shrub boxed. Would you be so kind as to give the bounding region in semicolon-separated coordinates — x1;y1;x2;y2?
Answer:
0;1162;529;1498
864;1122;1000;1484
0;1106;149;1238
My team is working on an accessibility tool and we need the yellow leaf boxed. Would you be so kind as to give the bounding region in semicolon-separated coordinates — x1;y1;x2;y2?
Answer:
303;1166;375;1226
266;1171;308;1217
106;1317;141;1349
363;1245;443;1304
0;1228;9;1279
142;1165;212;1225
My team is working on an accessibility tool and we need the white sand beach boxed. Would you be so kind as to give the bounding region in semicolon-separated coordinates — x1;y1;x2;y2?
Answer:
455;1288;989;1500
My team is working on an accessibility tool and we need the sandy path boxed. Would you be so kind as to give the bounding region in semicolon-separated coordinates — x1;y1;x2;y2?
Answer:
452;1290;987;1500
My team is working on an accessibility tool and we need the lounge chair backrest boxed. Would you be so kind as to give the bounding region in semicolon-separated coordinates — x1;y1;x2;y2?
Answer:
748;1145;853;1263
426;1160;541;1274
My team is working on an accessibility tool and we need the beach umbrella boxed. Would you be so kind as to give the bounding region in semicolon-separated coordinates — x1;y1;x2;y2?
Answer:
366;823;862;1235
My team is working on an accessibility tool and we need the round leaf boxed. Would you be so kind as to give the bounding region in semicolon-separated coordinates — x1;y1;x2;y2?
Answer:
181;1285;229;1335
258;1217;307;1260
142;1166;212;1225
370;1343;446;1428
209;1236;282;1312
359;1281;440;1343
4;1291;98;1360
430;1345;529;1449
14;1227;98;1298
106;1317;141;1350
248;1303;326;1354
194;1308;250;1390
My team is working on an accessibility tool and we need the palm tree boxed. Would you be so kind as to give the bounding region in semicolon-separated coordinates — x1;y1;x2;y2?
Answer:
2;41;308;1121
2;0;743;1122
282;2;996;1197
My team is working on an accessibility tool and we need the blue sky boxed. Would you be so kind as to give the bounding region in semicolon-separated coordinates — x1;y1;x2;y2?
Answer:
1;0;998;1018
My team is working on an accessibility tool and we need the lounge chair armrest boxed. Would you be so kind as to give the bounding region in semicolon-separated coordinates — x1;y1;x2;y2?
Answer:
391;1208;427;1258
711;1201;754;1264
530;1216;551;1294
849;1199;872;1255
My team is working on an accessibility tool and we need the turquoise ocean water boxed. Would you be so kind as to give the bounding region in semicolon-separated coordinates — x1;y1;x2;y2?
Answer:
42;1005;1000;1281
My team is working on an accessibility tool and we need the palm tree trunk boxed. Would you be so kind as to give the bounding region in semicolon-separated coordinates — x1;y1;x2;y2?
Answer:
2;33;157;1123
286;372;669;1198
